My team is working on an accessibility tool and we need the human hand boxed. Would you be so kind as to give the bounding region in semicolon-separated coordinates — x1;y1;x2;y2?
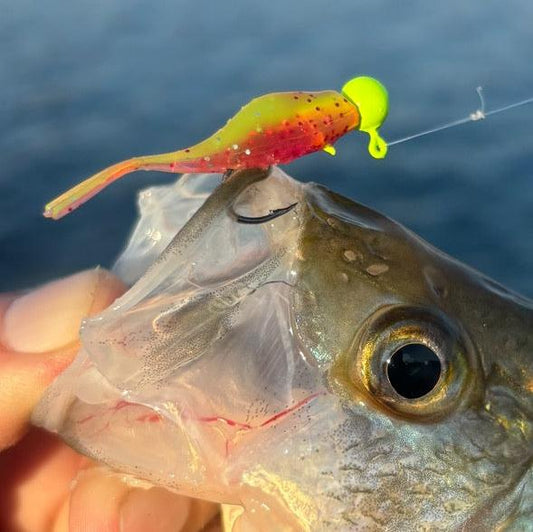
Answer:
0;269;220;531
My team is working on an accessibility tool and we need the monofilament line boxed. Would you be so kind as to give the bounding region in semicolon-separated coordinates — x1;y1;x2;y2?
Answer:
387;87;533;147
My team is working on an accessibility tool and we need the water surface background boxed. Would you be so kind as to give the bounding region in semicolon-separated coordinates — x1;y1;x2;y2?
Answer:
1;0;532;296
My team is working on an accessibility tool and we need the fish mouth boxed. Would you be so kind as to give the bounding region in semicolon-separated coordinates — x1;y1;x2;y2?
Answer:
32;168;335;505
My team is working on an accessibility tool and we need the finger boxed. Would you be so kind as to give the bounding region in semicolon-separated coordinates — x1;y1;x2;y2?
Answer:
0;428;220;532
0;428;85;532
0;268;126;449
65;467;219;532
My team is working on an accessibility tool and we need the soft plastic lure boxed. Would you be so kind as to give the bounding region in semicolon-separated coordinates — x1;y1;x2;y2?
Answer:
44;76;388;219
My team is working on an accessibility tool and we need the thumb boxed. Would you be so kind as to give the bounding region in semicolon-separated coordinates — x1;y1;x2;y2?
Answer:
0;269;126;449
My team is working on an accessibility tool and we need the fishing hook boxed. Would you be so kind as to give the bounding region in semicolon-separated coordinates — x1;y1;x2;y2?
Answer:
231;202;298;224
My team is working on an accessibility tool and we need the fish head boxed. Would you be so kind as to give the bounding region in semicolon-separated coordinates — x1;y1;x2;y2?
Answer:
32;168;532;530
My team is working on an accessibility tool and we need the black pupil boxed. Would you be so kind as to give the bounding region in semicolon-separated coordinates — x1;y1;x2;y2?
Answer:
387;343;441;399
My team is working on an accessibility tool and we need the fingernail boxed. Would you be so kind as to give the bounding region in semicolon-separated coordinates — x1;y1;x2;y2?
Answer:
2;269;113;353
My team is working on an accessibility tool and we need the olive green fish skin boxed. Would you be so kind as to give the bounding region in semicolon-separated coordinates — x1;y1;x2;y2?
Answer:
290;184;532;529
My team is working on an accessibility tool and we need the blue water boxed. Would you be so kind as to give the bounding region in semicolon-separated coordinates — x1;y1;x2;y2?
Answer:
1;0;532;296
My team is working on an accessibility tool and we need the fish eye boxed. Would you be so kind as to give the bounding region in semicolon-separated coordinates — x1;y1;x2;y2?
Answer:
386;343;441;399
347;306;477;419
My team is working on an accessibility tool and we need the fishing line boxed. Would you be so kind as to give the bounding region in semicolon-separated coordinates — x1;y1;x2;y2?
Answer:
387;87;533;147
